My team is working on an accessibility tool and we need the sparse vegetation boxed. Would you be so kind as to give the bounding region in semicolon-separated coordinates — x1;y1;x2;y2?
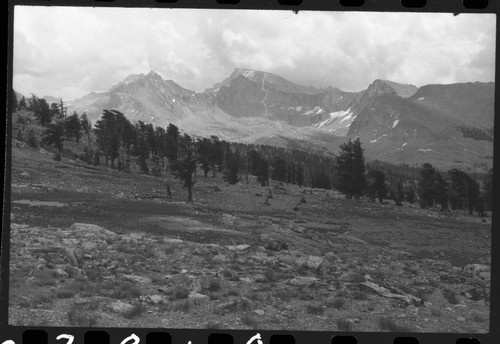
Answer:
67;302;98;326
172;286;190;300
123;302;146;319
378;317;413;332
326;298;346;309
306;303;325;315
442;288;459;305
336;318;352;332
241;314;258;329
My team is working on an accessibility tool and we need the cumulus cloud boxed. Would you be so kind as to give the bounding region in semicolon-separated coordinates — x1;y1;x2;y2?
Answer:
12;7;496;100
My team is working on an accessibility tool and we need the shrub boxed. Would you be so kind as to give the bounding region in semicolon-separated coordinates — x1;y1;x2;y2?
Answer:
431;308;442;317
241;314;258;329
327;298;345;309
111;283;142;299
172;286;189;300
123;302;146;319
378;317;413;332
27;130;38;148
31;290;54;307
53;152;62;161
336;318;352;332
205;321;223;329
222;268;240;281
208;279;221;292
173;300;191;313
55;287;76;299
67;303;97;326
306;303;325;315
442;288;459;305
238;298;252;312
34;269;58;286
472;313;486;323
353;290;368;300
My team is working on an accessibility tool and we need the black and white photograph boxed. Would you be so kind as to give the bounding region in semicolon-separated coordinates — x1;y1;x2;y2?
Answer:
8;6;494;332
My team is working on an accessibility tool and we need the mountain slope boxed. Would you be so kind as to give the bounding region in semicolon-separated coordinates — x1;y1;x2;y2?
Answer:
62;70;493;170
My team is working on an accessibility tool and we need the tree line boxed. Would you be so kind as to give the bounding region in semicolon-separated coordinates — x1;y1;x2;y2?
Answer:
11;91;493;213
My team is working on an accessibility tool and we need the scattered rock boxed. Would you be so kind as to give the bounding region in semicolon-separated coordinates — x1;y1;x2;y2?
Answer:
295;255;324;270
54;268;68;278
110;301;134;314
254;309;265;316
143;295;164;304
359;281;420;305
212;254;228;263
325;252;338;262
188;292;209;300
226;244;250;251
70;223;119;239
289;276;319;286
123;274;152;284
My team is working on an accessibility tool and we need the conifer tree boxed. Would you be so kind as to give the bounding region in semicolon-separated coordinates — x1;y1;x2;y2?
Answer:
65;112;82;143
41;120;65;152
366;168;386;202
335;138;365;199
171;134;197;202
223;149;241;185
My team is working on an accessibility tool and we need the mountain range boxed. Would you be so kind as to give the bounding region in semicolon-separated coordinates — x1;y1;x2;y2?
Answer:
39;68;494;170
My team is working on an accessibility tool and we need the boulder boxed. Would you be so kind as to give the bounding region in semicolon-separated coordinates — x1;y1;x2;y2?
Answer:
226;244;250;251
70;223;119;239
359;281;420;305
123;274;152;284
111;301;134;314
289;276;319;286
212;254;228;263
295;256;324;270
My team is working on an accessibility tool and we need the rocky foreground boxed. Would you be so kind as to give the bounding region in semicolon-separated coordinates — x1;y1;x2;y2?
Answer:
8;145;491;332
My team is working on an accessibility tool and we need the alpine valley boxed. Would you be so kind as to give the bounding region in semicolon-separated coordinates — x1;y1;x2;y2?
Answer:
64;68;494;170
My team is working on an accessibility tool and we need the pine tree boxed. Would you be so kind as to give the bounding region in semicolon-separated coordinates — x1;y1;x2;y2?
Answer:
418;163;436;208
41;120;65;152
223;150;241;185
65;112;82;143
18;96;27;110
483;168;493;212
80;113;92;149
30;95;52;126
366;168;386;202
94;110;120;168
171;134;197;202
335;138;365;199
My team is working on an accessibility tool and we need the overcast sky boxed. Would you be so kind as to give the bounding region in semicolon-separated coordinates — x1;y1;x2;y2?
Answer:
13;7;496;100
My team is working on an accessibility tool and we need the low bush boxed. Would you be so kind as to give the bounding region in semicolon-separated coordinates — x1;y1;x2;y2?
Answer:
336;318;352;332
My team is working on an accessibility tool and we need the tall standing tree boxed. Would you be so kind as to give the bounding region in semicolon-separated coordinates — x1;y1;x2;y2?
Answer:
11;89;18;111
80;113;92;149
483;168;493;212
418;163;436;208
335;138;365;199
30;95;52;126
366;168;387;202
41;121;65;153
171;134;197;202
94;110;120;168
18;96;27;110
223;149;241;185
65;112;82;143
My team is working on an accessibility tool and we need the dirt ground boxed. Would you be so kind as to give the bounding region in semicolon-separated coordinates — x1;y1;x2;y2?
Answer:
8;145;491;332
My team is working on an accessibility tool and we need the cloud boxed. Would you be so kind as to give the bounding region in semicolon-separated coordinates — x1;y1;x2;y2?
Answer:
12;7;496;100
